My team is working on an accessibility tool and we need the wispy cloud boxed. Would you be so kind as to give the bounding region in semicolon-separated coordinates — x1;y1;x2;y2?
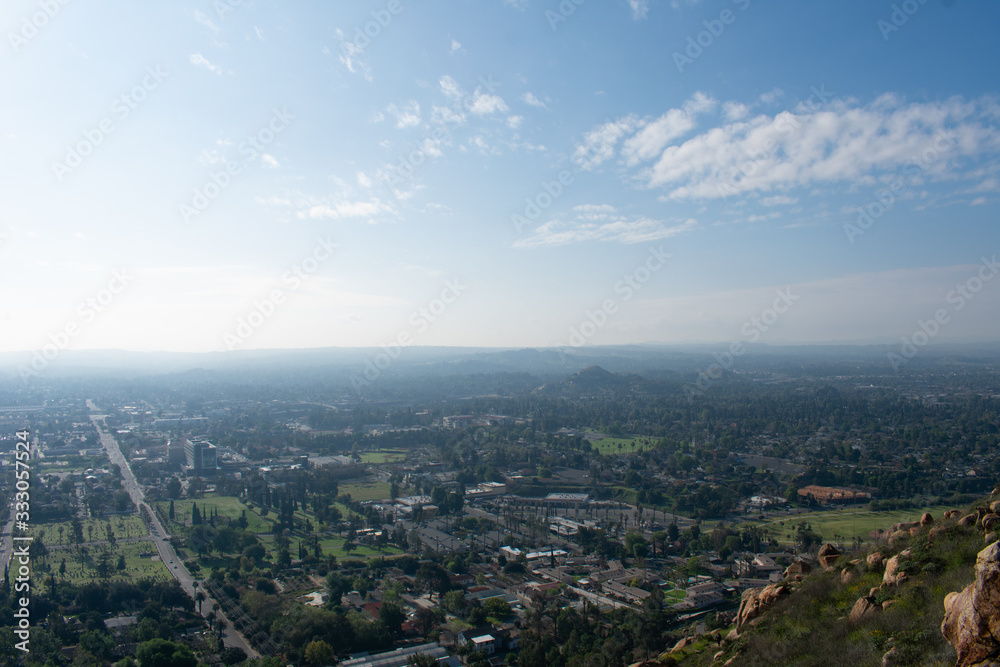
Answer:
522;92;547;108
515;213;696;248
629;0;650;20
189;53;222;75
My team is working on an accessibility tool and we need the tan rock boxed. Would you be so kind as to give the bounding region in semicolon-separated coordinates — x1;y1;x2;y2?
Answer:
982;514;1000;533
725;628;739;643
882;600;897;610
883;550;910;586
990;500;1000;515
867;552;884;568
736;583;789;632
960;514;978;527
818;543;841;568
713;650;725;661
882;646;900;667
921;512;934;526
850;594;879;623
783;560;811;578
671;636;692;652
941;540;1000;667
841;568;854;585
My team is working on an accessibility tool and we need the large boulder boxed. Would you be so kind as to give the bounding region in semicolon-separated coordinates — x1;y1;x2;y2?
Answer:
784;561;811;578
941;540;1000;666
818;543;841;568
921;513;934;526
867;552;885;569
736;583;789;632
883;550;910;586
849;594;880;623
885;521;920;544
982;514;1000;533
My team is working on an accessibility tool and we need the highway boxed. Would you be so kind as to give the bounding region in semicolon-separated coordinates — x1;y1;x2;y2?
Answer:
87;400;258;658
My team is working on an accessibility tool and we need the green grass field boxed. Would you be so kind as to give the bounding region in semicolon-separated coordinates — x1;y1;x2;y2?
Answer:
758;500;984;545
586;433;657;455
257;533;402;560
338;481;393;502
358;450;406;464
27;515;148;545
44;539;172;584
156;495;274;533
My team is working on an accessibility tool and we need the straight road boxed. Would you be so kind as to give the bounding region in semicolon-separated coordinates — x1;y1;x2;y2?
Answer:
87;401;259;658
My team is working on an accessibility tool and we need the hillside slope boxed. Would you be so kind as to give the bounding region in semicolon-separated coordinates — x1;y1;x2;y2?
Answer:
666;500;1000;667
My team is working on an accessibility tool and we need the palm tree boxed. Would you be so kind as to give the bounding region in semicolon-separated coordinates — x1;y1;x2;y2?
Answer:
195;591;205;615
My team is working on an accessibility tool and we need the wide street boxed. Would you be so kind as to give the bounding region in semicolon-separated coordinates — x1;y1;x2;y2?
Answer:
87;400;258;658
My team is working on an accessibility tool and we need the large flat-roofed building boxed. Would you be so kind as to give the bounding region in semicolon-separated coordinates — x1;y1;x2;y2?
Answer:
184;439;218;476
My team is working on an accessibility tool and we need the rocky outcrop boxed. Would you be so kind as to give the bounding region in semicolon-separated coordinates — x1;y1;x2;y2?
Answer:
883;550;910;586
941;540;1000;667
784;561;811;578
885;521;920;544
867;552;885;568
736;583;789;632
841;568;855;585
982;514;1000;533
959;514;978;527
849;593;880;623
818;543;841;568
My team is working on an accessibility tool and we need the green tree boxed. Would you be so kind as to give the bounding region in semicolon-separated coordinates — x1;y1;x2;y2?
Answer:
303;639;336;666
136;638;197;667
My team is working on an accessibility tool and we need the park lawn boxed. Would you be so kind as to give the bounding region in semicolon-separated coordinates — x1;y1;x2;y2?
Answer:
27;515;148;545
758;499;986;546
157;495;274;534
586;434;656;455
338;481;393;502
359;450;406;464
257;533;401;560
46;539;172;584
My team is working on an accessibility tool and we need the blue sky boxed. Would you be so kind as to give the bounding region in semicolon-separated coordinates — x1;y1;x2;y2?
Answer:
1;0;998;355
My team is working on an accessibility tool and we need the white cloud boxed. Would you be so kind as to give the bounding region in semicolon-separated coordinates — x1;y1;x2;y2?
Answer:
301;199;394;221
261;154;280;169
449;39;464;55
357;172;372;188
387;101;421;129
504;0;528;9
522;91;547;109
507;115;524;129
421;138;443;158
629;0;650;20
254;26;264;41
622;110;696;166
723;101;749;121
515;216;696;248
189;53;222;75
573;115;641;170
760;195;798;206
439;75;463;100
470;91;508;115
971;196;988;206
335;29;372;81
627;94;1000;200
432;106;466;125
